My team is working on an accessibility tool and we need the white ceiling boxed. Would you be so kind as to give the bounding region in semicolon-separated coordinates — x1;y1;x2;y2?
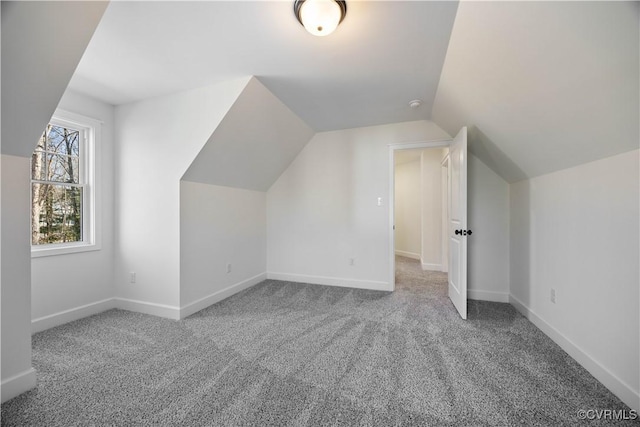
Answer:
1;1;107;157
432;1;639;181
67;1;639;182
69;0;458;132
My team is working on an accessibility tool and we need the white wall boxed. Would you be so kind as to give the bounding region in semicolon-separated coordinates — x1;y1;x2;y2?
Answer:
267;120;451;290
394;159;421;259
510;149;639;410
1;1;105;403
467;154;510;302
1;155;36;401
180;181;266;317
31;90;115;332
420;148;445;270
114;78;249;317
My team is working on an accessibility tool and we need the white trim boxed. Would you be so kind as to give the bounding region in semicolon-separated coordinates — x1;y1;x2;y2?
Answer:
388;139;452;149
510;294;639;411
180;273;267;319
389;139;453;292
267;272;389;292
114;298;181;320
30;273;268;330
30;242;101;257
440;155;449;273
32;298;116;334
395;250;420;260
421;262;443;272
1;368;37;403
468;289;509;303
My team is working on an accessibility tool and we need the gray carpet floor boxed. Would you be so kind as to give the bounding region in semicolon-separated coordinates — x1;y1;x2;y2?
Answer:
2;256;637;426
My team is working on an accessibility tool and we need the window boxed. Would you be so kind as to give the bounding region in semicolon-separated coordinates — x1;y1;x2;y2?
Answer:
31;110;100;257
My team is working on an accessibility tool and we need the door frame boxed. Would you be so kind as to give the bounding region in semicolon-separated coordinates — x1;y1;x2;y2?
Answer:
388;139;451;291
441;154;450;273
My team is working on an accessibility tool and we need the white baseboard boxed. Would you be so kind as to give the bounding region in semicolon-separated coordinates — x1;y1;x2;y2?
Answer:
29;273;267;332
114;298;181;320
509;294;639;411
32;298;116;334
468;289;509;303
395;250;420;260
180;273;267;319
268;272;390;291
1;368;36;403
421;261;443;272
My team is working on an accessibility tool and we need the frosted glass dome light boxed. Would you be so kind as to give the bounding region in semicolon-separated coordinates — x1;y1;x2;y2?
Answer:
294;0;347;37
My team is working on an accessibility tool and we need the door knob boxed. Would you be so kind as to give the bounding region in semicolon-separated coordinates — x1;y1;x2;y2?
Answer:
455;229;462;235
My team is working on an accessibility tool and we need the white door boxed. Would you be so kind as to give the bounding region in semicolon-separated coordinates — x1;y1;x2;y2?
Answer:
448;127;468;319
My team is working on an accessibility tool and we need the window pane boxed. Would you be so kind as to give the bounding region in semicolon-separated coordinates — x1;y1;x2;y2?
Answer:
31;183;82;245
47;154;78;183
46;125;64;152
46;125;80;156
33;124;80;183
31;150;47;181
70;156;79;183
35;133;46;152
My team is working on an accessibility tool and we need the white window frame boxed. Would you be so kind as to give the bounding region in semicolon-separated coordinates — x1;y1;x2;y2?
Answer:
31;109;101;257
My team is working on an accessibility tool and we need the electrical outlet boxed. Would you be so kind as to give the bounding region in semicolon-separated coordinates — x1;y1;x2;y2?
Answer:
130;272;136;284
550;288;556;304
226;263;232;274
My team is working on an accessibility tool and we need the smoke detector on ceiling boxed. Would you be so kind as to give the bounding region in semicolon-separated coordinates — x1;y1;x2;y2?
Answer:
409;99;423;109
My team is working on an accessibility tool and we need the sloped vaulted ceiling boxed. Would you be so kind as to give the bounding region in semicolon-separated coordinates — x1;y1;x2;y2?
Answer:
68;1;458;132
432;1;639;182
1;1;108;157
10;1;636;184
182;77;314;191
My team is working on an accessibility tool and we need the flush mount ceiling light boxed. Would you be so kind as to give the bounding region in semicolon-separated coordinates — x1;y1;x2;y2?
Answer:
294;0;347;37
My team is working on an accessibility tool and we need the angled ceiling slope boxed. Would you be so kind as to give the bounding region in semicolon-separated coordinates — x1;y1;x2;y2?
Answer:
182;77;314;192
432;1;639;182
68;1;458;132
1;1;108;157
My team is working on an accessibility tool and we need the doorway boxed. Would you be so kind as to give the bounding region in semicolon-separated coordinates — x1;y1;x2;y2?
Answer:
389;128;468;318
389;141;450;291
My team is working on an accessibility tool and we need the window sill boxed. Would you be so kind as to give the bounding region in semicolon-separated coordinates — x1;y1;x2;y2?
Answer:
31;242;101;258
